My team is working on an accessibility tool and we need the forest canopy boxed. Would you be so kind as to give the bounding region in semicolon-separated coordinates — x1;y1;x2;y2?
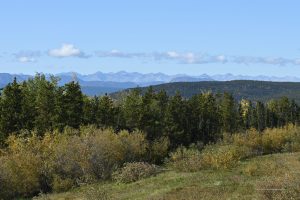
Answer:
0;74;299;148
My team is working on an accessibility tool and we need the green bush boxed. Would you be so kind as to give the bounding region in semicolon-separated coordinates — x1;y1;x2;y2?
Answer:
112;162;158;183
168;146;203;172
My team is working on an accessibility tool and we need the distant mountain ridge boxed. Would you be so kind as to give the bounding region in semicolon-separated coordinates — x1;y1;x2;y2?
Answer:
112;80;300;104
57;71;300;83
1;71;300;95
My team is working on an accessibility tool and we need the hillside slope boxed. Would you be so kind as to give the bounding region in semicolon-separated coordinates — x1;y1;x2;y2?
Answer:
35;152;300;200
111;80;300;103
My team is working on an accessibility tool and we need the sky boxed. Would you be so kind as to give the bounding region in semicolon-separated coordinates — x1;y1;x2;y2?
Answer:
1;0;300;76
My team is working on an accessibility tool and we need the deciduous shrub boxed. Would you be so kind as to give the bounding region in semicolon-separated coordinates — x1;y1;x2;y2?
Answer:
51;175;74;193
231;129;262;156
261;128;289;154
112;162;158;183
229;125;300;156
149;137;170;164
201;144;243;169
0;128;149;199
118;130;149;163
168;146;203;172
0;134;45;199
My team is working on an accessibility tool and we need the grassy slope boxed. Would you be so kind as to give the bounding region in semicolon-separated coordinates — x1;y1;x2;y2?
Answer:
35;152;300;200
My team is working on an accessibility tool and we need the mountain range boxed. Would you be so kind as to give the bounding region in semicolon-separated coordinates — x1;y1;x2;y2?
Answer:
56;71;300;83
1;71;300;96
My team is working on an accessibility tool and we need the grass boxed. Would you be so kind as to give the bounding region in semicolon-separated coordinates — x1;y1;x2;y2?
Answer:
34;152;300;200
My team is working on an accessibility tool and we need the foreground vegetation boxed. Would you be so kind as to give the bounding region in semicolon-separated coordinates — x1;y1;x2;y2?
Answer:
35;152;300;200
1;125;300;199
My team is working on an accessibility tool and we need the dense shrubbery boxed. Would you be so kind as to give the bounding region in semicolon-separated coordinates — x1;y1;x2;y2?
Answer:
0;127;157;199
168;146;203;172
168;125;300;172
1;125;300;199
201;144;244;169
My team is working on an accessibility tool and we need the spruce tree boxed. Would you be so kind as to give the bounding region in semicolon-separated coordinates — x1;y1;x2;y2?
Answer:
219;92;238;133
165;92;190;147
82;96;99;125
0;78;23;139
96;95;115;128
138;87;162;140
121;88;142;130
61;81;84;129
252;101;266;131
33;74;58;134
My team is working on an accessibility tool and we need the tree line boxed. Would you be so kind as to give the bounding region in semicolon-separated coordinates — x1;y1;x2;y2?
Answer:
0;74;299;148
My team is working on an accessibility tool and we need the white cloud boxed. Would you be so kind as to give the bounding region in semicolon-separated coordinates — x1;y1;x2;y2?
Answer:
18;56;36;63
96;49;147;58
166;51;180;58
215;55;227;63
96;49;300;66
182;52;197;63
13;50;41;63
294;59;300;65
48;44;87;58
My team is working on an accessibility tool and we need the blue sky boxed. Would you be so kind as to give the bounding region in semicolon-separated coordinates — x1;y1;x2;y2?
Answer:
1;0;300;76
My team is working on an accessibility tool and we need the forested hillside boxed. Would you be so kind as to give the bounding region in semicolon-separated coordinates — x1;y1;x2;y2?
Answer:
1;75;300;146
112;80;300;103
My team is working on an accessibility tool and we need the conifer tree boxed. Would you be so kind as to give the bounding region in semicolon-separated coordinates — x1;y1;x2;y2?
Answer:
96;95;115;128
290;100;299;124
188;92;220;143
0;78;23;139
165;92;190;147
252;101;266;131
20;81;36;131
138;87;163;140
61;81;83;129
121;88;142;130
266;100;278;128
33;74;58;134
219;92;238;133
82;96;99;125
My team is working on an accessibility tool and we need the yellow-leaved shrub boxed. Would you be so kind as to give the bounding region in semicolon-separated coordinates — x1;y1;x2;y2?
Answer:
0;127;149;199
168;146;203;172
